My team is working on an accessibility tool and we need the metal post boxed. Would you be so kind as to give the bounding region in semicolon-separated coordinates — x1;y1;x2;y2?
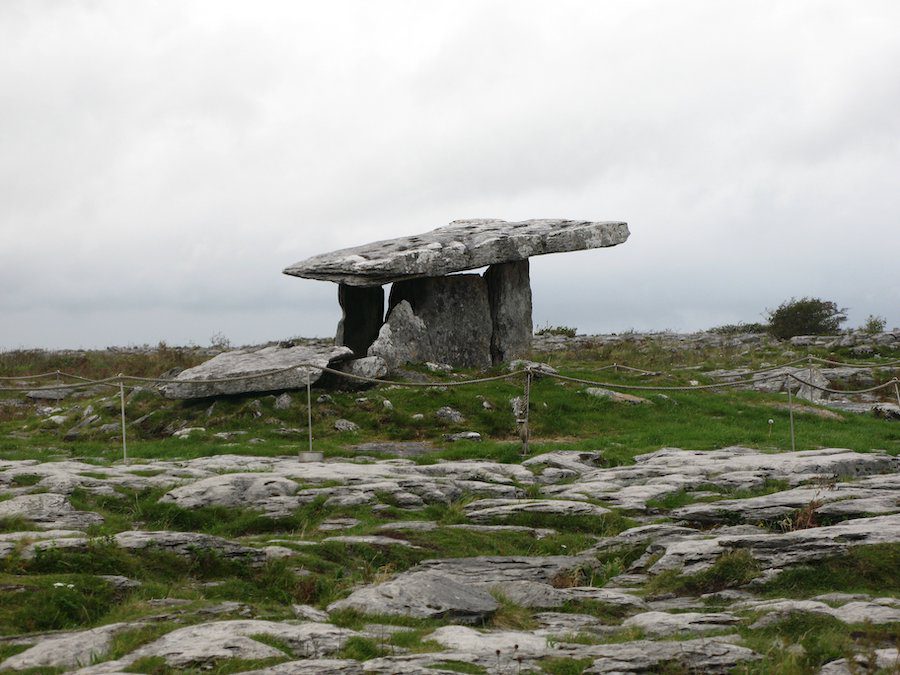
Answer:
119;375;128;465
787;376;796;452
306;368;313;456
807;355;814;403
894;380;900;410
521;370;532;457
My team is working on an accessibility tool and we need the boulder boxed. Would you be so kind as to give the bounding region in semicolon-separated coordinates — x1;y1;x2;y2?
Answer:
0;493;104;530
0;623;130;671
367;300;431;369
389;274;493;369
284;219;630;286
161;344;353;399
327;570;498;623
621;610;740;637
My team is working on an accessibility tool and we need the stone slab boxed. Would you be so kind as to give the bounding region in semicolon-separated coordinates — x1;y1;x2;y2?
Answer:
161;344;353;399
284;219;629;286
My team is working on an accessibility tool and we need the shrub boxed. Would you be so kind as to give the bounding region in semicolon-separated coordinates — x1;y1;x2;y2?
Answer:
708;322;768;335
536;325;577;337
862;314;886;334
766;297;847;340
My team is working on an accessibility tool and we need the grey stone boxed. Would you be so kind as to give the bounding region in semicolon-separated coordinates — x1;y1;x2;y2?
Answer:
335;283;384;356
0;622;130;671
274;393;293;410
581;636;759;673
0;493;104;530
161;344;353;399
585;387;651;404
334;356;389;385
463;498;609;522
284;218;630;286
413;555;587;587
443;432;481;442
819;648;899;674
160;473;300;517
75;620;352;672
334;419;359;432
322;535;419;548
327;570;498;622
367;300;431;369
389;274;493;369
113;531;266;565
436;406;465;423
621;610;741;636
491;580;567;608
485;260;532;364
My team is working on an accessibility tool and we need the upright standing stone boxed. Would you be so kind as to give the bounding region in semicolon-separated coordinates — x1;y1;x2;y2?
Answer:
484;260;532;364
389;275;493;369
335;284;384;357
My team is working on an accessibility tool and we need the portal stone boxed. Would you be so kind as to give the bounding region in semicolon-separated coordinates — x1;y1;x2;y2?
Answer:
335;284;384;357
484;260;532;364
389;275;492;369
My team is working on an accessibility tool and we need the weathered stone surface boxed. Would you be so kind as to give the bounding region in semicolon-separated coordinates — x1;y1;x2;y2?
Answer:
739;597;900;627
335;356;388;383
580;637;759;673
485;260;532;364
621;610;740;636
161;344;353;399
819;648;900;674
113;530;266;564
585;387;652;405
284;219;630;286
367;300;431;369
327;570;498;622
335;283;384;356
0;493;103;530
0;622;130;671
463;498;610;523
491;581;567;608
389;274;493;369
413;555;587;587
160;474;300;518
75;621;352;672
240;660;362;674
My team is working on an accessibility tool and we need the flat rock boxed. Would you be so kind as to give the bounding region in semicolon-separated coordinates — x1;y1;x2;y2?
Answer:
491;581;567;608
0;622;130;671
327;570;498;623
622;610;741;636
585;387;651;404
321;535;419;548
113;530;266;564
0;493;103;530
161;344;353;399
580;636;759;673
819;648;900;674
160;473;300;518
74;620;352;672
740;597;900;627
463;498;609;522
413;555;587;586
284;219;630;286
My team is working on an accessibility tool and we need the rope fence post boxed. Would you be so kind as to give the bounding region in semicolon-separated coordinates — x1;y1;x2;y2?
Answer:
807;354;814;402
786;376;796;452
894;379;900;410
306;368;313;457
118;374;128;465
520;369;532;457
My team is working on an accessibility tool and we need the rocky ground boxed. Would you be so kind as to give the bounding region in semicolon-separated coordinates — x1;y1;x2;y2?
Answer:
0;331;898;673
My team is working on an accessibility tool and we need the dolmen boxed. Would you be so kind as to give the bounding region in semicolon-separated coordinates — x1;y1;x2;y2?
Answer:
285;218;629;370
163;219;628;398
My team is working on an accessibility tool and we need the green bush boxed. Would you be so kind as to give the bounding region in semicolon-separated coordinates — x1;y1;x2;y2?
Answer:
862;314;886;334
708;322;768;335
766;297;847;340
535;325;577;337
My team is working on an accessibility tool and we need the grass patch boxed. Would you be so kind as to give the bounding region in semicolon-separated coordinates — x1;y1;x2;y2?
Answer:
490;593;537;630
337;635;389;660
540;657;595;674
760;544;900;598
646;549;761;596
9;474;42;487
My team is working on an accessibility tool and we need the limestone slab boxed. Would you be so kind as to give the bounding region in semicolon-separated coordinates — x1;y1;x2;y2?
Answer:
284;219;630;286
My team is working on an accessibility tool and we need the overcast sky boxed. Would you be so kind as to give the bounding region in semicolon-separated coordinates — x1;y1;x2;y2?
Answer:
1;1;898;350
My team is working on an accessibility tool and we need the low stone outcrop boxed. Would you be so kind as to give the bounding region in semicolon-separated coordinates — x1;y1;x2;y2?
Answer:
161;344;353;399
327;570;498;623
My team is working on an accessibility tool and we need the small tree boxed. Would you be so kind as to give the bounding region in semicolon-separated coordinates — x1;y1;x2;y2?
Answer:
766;297;847;339
863;314;886;334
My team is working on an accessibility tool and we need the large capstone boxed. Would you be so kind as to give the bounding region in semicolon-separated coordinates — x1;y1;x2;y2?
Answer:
485;260;532;364
284;219;630;286
389;274;493;369
335;283;384;356
161;344;353;399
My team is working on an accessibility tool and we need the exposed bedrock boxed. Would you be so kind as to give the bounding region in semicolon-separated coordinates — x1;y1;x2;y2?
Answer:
334;284;384;357
389;274;493;369
367;300;432;369
485;259;532;364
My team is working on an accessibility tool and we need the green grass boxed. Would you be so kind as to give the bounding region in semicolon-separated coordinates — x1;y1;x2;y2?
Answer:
759;544;900;598
645;549;761;596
